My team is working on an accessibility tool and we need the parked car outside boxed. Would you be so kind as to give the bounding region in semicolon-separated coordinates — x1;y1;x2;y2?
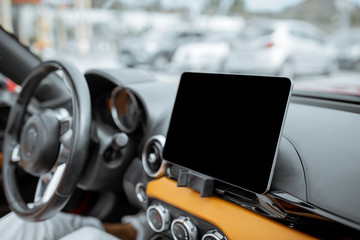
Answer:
118;28;207;71
222;19;338;78
332;28;360;70
171;33;233;72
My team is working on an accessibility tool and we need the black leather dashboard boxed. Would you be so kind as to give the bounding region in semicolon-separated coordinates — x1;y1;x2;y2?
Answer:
277;102;360;226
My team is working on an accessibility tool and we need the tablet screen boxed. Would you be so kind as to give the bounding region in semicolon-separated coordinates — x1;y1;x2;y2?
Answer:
163;72;293;194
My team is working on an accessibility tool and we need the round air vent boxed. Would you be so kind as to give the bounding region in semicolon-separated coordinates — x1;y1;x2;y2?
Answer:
142;135;167;178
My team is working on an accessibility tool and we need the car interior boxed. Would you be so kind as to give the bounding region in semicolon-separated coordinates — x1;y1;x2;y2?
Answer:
1;1;360;240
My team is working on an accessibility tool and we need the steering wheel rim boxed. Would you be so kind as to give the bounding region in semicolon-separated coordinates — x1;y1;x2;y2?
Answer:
2;60;91;221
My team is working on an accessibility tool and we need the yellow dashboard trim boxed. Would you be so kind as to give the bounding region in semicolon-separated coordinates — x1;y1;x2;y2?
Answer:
146;177;319;240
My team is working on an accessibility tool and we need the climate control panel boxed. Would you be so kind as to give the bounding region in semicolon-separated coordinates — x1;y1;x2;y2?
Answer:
146;202;227;240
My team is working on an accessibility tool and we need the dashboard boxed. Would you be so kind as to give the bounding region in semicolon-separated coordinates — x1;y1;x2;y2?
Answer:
77;68;360;239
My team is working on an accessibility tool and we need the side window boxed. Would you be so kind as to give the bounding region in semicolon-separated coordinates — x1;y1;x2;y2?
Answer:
178;32;189;38
290;28;325;44
176;32;204;42
309;30;326;44
290;29;308;39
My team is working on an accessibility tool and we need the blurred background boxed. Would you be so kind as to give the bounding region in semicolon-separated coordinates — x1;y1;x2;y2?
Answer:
1;0;360;93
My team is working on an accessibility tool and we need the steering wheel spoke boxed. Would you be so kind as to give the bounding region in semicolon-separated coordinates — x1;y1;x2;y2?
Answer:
33;162;66;207
32;141;70;207
10;144;21;163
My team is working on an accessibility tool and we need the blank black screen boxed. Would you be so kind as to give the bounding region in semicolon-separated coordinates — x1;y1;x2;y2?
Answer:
163;72;292;194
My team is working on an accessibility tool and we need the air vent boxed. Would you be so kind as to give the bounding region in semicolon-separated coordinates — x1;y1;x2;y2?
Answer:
142;135;167;178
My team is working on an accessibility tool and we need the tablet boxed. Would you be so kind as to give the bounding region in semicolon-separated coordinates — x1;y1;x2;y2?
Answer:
163;72;293;194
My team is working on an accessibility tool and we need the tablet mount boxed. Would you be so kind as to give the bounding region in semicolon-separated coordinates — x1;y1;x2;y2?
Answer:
177;170;214;198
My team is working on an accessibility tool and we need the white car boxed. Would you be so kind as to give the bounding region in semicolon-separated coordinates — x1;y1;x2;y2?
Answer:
223;19;338;78
171;35;232;72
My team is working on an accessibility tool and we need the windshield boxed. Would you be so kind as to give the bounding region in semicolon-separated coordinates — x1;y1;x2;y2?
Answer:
1;0;360;98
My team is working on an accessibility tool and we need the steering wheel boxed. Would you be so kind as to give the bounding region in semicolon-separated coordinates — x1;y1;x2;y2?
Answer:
2;60;91;221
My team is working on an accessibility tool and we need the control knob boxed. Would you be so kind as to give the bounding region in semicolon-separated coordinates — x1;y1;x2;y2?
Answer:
202;230;228;240
146;204;170;232
171;216;198;240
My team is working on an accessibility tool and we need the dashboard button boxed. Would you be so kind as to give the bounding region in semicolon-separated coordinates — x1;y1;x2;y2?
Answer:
171;216;197;240
135;183;148;203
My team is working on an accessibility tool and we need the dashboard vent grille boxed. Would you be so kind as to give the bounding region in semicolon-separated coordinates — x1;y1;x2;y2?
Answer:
142;135;166;178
